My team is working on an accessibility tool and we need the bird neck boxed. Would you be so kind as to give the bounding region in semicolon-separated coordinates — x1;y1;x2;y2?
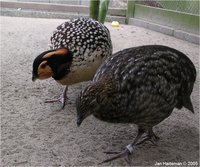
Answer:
48;50;73;80
51;62;72;80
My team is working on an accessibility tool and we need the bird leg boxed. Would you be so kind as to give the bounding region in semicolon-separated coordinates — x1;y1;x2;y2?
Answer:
45;86;68;109
100;128;146;164
135;128;160;146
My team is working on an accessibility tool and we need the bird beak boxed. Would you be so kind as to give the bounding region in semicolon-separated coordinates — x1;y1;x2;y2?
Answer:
32;74;37;82
77;116;83;127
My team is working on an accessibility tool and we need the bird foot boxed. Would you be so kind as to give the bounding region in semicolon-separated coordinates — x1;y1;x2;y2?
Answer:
45;95;68;109
100;144;134;164
44;87;68;109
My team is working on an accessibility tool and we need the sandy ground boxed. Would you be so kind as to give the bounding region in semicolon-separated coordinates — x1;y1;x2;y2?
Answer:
0;16;199;166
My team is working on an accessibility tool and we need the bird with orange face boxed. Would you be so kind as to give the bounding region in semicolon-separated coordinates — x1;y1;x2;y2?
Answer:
32;18;112;108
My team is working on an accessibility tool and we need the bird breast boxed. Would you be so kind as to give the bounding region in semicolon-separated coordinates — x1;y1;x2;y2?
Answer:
56;55;103;85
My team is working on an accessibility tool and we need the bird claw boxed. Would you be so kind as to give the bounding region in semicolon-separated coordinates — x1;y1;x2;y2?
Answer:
44;87;68;109
45;95;68;109
125;154;131;164
100;148;131;164
103;151;121;154
150;135;160;145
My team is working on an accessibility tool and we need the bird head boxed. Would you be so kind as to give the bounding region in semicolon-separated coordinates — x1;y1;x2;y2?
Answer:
76;84;102;126
32;48;73;81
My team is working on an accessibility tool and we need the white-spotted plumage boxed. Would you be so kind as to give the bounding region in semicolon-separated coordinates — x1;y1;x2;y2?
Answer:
50;18;112;85
50;18;112;60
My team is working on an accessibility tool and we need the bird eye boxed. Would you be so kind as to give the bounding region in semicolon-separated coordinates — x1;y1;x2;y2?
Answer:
41;63;46;69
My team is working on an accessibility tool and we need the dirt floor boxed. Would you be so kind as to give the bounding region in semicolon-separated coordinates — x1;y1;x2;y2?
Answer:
1;16;199;166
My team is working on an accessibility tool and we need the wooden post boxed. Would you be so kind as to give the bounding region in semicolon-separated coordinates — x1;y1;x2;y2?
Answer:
90;0;100;21
126;0;135;24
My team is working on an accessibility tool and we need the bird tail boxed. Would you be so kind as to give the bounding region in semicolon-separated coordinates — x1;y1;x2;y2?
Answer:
183;96;194;113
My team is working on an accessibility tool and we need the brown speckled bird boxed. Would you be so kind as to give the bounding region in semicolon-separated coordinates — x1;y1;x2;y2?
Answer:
32;18;112;108
76;45;196;163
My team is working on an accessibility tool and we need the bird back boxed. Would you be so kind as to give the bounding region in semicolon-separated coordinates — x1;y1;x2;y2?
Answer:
94;45;196;114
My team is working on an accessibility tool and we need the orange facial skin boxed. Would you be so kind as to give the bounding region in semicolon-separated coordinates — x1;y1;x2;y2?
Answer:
37;60;53;80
